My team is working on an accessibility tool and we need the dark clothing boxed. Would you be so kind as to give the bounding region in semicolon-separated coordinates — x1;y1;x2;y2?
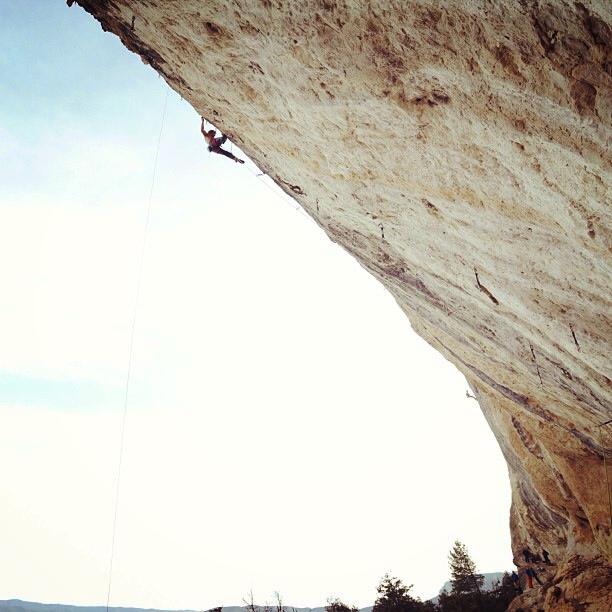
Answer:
210;146;237;160
511;571;522;594
523;548;533;563
542;549;551;565
208;134;243;163
526;567;542;585
207;134;227;152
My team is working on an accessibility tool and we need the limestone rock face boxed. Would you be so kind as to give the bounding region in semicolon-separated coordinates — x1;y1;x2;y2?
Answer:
73;1;611;608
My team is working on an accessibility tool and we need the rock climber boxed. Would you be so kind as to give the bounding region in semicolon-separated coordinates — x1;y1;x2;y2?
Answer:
542;548;552;565
200;117;244;164
522;548;534;563
525;567;542;589
524;568;534;590
510;571;522;594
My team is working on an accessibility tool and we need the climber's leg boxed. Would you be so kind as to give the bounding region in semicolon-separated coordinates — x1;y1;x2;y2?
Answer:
211;147;234;159
211;146;245;163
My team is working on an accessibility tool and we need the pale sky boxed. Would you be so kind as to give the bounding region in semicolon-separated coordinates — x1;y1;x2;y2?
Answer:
0;2;512;608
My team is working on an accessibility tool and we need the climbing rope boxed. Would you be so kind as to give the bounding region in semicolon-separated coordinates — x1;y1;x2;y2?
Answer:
243;163;319;227
201;115;318;227
105;86;169;612
104;107;314;608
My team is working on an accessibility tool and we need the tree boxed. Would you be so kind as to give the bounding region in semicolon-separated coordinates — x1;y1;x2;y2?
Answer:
481;573;517;612
448;541;484;596
438;541;485;612
242;590;273;612
372;574;429;612
273;591;285;612
325;598;359;612
243;590;258;612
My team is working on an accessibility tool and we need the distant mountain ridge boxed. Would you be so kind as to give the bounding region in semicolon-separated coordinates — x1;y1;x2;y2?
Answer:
1;578;505;612
0;602;364;612
0;602;196;612
438;571;505;594
428;572;506;605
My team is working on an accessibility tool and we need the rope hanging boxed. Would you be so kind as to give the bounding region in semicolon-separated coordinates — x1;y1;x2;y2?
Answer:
245;164;317;226
104;104;313;611
105;86;169;612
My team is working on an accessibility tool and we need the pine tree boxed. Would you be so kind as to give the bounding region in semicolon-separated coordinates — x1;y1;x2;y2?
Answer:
436;541;486;612
372;574;425;612
448;541;484;596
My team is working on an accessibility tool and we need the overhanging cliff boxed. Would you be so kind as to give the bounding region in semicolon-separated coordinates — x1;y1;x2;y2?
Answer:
72;1;611;609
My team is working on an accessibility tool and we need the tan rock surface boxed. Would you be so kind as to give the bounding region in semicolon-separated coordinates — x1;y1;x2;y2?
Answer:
72;1;611;608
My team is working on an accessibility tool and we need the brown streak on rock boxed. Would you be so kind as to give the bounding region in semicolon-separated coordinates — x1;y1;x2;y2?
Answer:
474;268;500;306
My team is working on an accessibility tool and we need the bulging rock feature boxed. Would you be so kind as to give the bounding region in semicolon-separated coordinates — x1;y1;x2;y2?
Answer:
73;1;611;609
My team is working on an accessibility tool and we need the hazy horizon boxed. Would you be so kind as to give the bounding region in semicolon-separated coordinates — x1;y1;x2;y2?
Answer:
2;571;508;608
